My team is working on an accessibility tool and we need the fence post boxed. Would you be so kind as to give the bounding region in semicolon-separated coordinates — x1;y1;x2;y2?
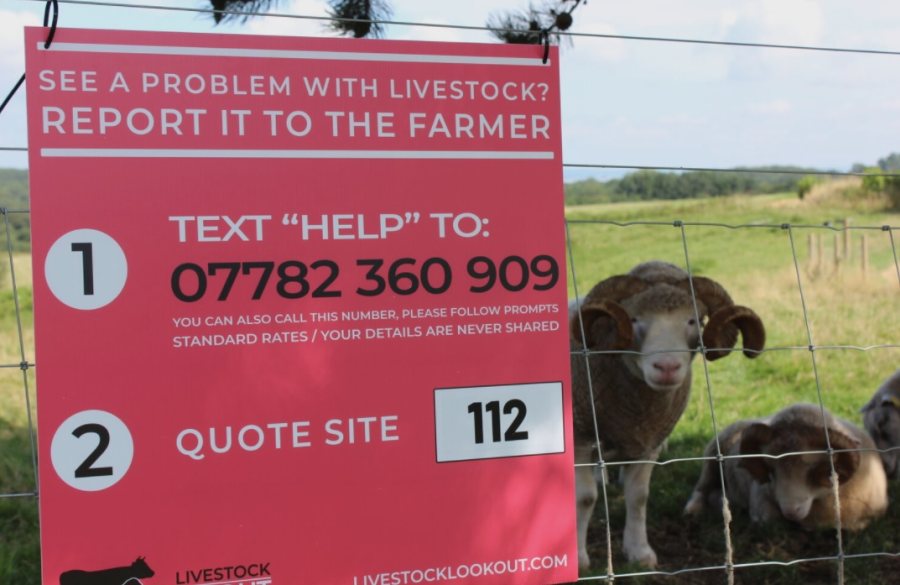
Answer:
808;233;817;275
843;218;851;263
861;233;869;278
834;233;842;274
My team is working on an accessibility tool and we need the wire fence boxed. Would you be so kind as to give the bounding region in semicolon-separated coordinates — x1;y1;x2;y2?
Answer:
1;2;899;584
565;217;899;584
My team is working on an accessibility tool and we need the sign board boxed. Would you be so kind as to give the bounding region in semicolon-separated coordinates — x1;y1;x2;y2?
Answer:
26;27;575;585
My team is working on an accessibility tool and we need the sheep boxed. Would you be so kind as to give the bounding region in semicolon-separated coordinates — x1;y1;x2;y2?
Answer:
60;556;155;585
684;403;888;531
571;261;766;569
861;368;900;479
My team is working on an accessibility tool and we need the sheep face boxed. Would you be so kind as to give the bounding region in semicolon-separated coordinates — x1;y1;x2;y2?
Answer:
739;419;861;525
765;454;841;522
627;304;700;391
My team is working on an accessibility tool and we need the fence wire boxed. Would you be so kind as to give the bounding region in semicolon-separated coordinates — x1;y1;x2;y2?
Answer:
16;0;900;57
566;218;899;583
2;2;899;584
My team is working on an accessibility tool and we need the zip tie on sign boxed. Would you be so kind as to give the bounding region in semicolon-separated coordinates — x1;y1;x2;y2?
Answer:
44;0;60;48
540;29;551;64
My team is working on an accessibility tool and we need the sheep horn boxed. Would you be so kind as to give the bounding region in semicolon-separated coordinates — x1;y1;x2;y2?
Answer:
824;427;862;484
702;305;766;360
572;274;650;350
678;276;731;310
738;422;773;482
572;300;634;350
582;274;649;304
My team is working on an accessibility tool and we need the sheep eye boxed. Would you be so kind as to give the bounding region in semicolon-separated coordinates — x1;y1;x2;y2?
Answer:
688;318;697;326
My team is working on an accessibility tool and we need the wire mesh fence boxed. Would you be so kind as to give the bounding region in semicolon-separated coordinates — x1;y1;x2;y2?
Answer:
1;2;899;584
565;218;899;583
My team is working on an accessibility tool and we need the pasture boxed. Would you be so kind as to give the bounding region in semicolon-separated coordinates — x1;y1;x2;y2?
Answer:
566;192;899;583
1;191;897;584
0;252;38;583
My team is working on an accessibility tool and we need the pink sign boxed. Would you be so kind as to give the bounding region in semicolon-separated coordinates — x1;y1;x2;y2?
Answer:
26;27;575;585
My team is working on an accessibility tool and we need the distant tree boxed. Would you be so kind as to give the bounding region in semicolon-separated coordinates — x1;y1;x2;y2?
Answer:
861;167;886;193
877;152;900;172
208;0;585;44
887;177;900;209
564;178;614;205
796;175;817;200
565;166;819;206
860;166;900;209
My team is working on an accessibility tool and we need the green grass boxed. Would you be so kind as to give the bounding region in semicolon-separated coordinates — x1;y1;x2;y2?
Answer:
1;193;898;584
0;252;39;585
568;193;900;583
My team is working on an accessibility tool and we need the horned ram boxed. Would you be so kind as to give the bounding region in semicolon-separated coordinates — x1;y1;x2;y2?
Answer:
571;261;765;569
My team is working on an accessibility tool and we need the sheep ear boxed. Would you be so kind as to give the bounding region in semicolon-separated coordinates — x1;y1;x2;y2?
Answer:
739;423;773;482
828;429;861;484
702;305;766;361
572;300;633;350
860;396;877;413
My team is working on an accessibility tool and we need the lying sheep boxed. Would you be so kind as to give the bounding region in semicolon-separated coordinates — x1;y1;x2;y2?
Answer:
684;403;888;531
571;261;765;569
861;368;900;479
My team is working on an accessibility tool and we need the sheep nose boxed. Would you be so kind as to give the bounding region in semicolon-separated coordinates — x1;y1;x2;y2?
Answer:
653;360;682;375
783;507;804;522
781;503;809;522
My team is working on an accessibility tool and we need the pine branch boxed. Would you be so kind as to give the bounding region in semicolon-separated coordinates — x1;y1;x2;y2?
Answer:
327;0;392;38
487;0;583;45
209;0;280;24
208;0;586;45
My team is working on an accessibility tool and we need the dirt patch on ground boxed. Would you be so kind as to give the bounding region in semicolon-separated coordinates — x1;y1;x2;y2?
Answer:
569;479;900;585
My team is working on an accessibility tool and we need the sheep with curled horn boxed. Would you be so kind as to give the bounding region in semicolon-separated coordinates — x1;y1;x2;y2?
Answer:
684;403;888;531
571;261;765;570
861;368;900;479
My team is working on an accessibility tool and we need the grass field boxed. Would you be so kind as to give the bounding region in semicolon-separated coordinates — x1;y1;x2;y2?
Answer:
0;192;897;584
565;192;900;584
0;252;39;584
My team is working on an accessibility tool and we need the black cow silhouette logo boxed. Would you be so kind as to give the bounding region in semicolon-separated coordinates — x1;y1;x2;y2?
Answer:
60;556;155;585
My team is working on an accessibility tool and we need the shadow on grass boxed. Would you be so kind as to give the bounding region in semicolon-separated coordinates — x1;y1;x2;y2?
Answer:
573;434;900;585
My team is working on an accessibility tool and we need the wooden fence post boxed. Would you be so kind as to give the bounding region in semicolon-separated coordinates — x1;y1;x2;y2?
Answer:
861;233;869;278
843;218;852;263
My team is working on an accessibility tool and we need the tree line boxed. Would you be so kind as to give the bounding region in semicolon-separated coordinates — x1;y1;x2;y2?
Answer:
1;156;897;254
564;167;817;205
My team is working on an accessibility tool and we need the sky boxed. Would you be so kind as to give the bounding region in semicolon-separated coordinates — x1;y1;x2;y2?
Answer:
3;0;900;181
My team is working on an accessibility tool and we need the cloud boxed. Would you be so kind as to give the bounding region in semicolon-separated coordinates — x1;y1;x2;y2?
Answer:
568;21;626;63
747;99;792;114
724;0;824;46
0;10;40;74
0;9;39;162
236;0;331;37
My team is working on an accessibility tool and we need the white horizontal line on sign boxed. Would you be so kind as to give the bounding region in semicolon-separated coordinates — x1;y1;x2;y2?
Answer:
37;42;545;67
40;148;554;160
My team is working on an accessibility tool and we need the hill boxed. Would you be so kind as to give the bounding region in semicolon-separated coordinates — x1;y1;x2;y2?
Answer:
0;169;29;253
